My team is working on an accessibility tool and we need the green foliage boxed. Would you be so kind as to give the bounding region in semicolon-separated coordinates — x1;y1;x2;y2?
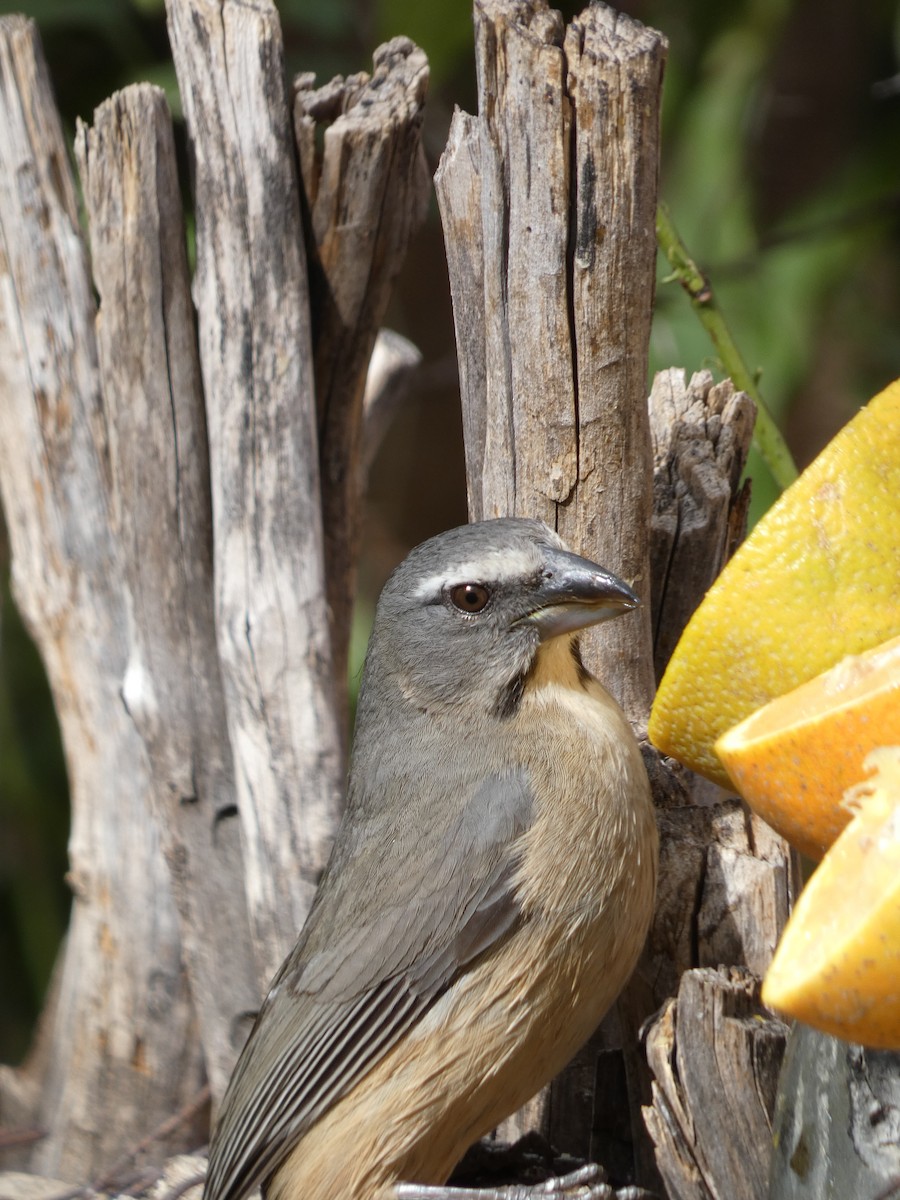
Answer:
376;0;473;88
0;535;69;1063
649;0;900;515
279;0;358;40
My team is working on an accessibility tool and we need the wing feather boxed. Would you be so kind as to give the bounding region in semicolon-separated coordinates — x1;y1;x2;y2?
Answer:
205;768;534;1200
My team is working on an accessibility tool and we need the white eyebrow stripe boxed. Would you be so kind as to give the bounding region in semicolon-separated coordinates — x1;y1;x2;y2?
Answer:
412;547;542;598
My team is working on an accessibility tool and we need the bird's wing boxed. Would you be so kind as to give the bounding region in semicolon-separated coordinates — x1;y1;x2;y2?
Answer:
205;767;534;1200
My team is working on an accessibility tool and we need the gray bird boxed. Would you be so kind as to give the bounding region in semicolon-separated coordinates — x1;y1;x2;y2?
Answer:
205;517;658;1200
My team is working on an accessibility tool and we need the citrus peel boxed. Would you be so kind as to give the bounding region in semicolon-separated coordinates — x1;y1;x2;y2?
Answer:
761;746;900;1048
648;378;900;788
714;634;900;860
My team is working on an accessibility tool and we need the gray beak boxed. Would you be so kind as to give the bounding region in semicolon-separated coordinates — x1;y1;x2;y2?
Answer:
520;546;640;641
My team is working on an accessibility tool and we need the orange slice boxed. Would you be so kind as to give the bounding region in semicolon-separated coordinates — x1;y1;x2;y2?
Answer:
761;746;900;1048
649;379;900;789
714;635;900;860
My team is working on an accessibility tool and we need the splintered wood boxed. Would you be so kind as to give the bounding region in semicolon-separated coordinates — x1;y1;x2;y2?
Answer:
639;369;796;1200
0;16;203;1178
166;0;344;976
0;0;427;1179
436;0;665;725
644;969;788;1200
75;85;259;1101
648;369;755;681
294;40;429;694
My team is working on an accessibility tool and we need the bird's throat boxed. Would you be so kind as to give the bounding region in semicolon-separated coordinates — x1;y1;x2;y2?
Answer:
529;635;590;693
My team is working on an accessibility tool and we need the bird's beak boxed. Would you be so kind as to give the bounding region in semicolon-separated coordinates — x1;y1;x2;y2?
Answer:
519;547;640;642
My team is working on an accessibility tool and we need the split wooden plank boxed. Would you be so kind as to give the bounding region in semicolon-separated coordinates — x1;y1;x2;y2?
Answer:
75;83;260;1099
166;0;344;978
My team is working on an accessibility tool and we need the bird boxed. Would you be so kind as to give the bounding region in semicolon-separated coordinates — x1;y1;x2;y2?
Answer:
204;517;658;1200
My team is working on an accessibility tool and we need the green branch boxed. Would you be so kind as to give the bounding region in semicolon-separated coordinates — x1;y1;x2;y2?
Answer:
656;202;799;490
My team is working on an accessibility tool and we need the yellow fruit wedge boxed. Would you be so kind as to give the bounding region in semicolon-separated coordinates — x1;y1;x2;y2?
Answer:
715;635;900;860
649;378;900;789
762;747;900;1048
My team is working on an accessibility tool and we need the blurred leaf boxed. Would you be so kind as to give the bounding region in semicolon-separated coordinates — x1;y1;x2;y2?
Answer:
22;0;150;56
138;61;182;120
377;0;472;87
0;538;69;1061
652;0;900;524
279;0;356;39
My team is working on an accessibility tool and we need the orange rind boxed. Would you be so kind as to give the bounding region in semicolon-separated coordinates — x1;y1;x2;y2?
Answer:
649;379;900;788
714;635;900;860
762;746;900;1048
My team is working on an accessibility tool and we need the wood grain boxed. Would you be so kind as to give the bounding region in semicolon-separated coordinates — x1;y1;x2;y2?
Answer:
649;369;755;681
166;0;343;979
0;16;203;1177
436;0;665;725
75;83;259;1100
644;968;788;1200
768;1024;900;1200
294;39;429;696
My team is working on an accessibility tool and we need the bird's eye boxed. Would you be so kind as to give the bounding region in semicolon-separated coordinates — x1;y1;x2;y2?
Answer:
449;583;491;613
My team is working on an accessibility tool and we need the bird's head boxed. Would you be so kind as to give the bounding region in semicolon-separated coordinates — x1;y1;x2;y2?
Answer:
362;518;639;720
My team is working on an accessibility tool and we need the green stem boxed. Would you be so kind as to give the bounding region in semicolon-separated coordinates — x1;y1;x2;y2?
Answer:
656;202;799;490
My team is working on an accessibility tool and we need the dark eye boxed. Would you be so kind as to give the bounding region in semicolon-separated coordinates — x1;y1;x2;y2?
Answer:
449;583;491;613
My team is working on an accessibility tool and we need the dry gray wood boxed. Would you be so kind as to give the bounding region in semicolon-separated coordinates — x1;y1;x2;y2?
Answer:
1;0;427;1177
0;16;203;1178
638;371;800;1198
0;1152;206;1200
649;369;755;682
435;0;665;727
74;83;260;1100
436;111;486;513
437;0;666;1174
557;4;665;727
696;810;796;979
293;39;429;696
590;781;797;1192
166;0;344;980
362;329;423;476
646;803;798;1006
643;968;789;1200
768;1024;900;1200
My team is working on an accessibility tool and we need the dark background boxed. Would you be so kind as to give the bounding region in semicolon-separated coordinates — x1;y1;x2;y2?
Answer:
2;0;899;1062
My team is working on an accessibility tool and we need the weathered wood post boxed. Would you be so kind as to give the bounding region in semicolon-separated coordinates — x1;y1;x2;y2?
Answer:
0;19;206;1177
0;0;427;1181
